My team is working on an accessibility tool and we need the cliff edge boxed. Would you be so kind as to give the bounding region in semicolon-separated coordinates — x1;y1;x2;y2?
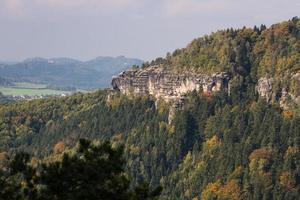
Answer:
112;66;230;101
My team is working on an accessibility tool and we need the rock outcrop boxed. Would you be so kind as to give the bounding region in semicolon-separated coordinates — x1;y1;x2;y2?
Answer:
111;66;231;101
256;77;274;103
168;98;185;124
256;73;300;110
111;66;299;117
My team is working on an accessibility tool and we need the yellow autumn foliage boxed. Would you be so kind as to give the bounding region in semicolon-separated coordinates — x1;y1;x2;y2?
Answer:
168;125;175;135
205;135;221;150
249;147;273;161
279;171;296;190
206;135;217;148
282;110;294;119
220;180;242;200
106;95;123;109
53;141;65;154
201;180;242;200
201;180;221;200
284;146;299;159
130;145;140;155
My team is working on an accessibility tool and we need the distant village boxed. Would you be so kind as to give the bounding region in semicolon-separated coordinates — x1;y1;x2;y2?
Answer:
7;93;68;101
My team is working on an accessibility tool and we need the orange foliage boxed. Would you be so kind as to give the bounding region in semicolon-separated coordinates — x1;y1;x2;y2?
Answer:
112;133;124;141
273;21;290;37
201;180;242;200
220;180;242;200
284;146;299;158
282;110;293;119
206;135;220;148
249;101;257;110
53;141;65;154
202;92;213;102
249;147;273;161
279;172;296;191
201;180;221;200
0;152;8;161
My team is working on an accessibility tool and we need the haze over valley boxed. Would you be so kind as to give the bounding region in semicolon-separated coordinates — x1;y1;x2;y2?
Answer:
0;56;142;100
0;1;299;200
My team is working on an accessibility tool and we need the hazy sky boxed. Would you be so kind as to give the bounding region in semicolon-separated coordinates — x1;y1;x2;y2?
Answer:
0;0;299;61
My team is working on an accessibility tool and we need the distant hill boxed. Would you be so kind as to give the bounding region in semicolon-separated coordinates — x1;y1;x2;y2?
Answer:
0;92;12;103
0;56;143;89
0;77;13;86
82;56;143;72
0;18;299;200
79;56;143;88
0;61;18;65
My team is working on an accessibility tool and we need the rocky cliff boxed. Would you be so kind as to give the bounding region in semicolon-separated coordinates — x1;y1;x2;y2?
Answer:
256;72;300;110
111;66;231;101
111;66;300;116
110;18;300;117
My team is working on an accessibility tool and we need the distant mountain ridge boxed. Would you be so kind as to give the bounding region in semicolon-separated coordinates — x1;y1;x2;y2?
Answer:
0;56;143;89
0;18;299;200
0;77;13;86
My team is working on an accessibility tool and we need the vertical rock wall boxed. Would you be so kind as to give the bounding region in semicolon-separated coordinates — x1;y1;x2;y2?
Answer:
111;66;231;101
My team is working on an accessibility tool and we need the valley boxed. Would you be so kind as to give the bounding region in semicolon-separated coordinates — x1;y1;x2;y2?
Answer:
0;82;72;97
0;56;142;101
0;18;299;200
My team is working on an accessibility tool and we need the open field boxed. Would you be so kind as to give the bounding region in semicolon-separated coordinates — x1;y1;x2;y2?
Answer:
0;82;72;96
12;82;47;89
0;87;72;96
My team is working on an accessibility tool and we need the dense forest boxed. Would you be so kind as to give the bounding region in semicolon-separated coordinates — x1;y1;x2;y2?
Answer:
0;18;299;199
0;138;162;199
145;17;300;114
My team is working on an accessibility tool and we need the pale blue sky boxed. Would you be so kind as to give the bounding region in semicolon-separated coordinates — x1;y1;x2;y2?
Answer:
0;0;299;61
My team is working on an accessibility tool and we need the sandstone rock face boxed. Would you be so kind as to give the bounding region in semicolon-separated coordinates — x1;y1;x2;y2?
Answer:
256;77;274;102
111;66;299;121
256;73;300;110
111;66;231;101
168;99;185;124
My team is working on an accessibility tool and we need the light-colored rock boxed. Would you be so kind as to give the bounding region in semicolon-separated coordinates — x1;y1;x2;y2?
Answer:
256;74;300;110
111;66;231;101
168;99;185;124
256;77;273;102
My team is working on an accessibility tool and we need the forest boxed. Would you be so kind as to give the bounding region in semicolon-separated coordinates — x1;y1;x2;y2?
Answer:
0;18;299;199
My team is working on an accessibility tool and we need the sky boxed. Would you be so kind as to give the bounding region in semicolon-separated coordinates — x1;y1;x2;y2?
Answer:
0;0;299;62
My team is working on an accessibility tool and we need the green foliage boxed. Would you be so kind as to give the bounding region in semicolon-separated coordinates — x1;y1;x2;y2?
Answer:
0;139;161;200
0;85;299;199
151;18;300;77
0;18;299;200
0;82;300;199
150;18;300;104
161;99;300;200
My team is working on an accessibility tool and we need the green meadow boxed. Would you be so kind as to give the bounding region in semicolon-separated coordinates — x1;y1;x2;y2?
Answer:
0;82;72;96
